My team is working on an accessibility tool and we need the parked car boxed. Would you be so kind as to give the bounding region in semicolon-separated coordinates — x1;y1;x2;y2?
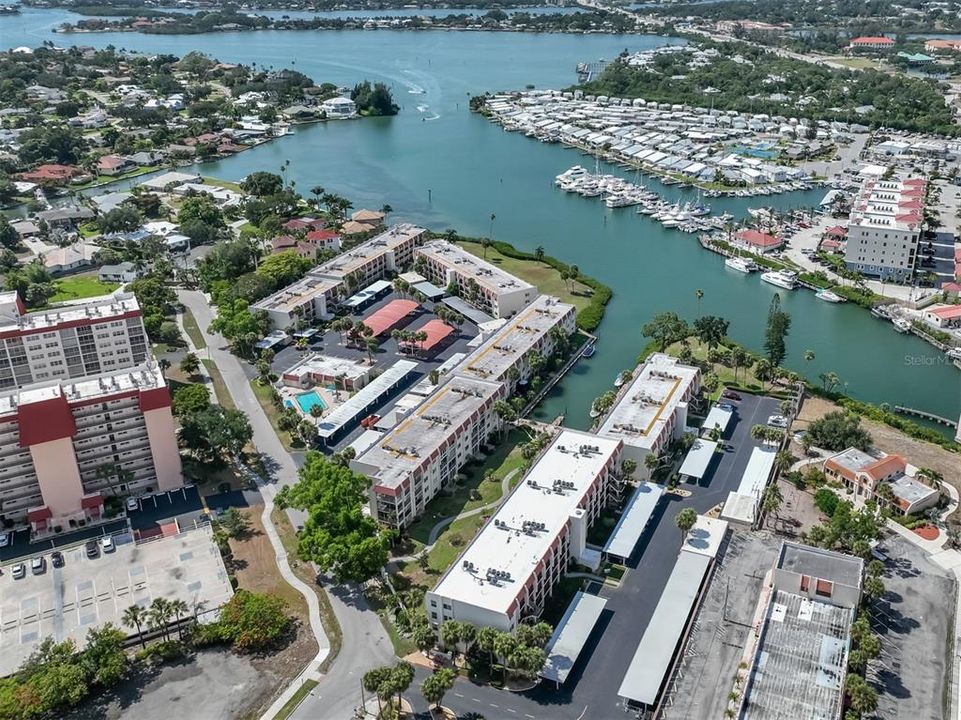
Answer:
51;551;64;568
85;540;99;558
100;536;114;553
870;543;890;563
11;563;25;580
721;390;741;401
0;532;10;548
30;556;45;575
717;402;735;412
767;414;789;428
126;496;139;512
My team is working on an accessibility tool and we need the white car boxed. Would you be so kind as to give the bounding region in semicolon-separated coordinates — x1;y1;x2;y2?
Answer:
100;536;115;553
11;563;25;580
0;532;10;548
126;497;139;512
767;415;789;428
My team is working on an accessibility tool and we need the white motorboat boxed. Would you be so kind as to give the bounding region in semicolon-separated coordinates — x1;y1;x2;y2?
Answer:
760;270;798;290
614;373;627;388
892;317;912;333
583;342;596;358
815;289;845;303
725;256;758;273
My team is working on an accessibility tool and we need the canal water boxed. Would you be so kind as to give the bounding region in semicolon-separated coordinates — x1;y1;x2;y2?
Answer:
4;10;960;430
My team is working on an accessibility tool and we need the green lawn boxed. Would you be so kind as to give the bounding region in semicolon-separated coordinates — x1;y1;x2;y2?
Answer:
664;337;769;397
427;513;488;573
458;241;592;314
203;359;236;411
404;428;529;546
272;679;318;720
181;308;207;350
47;276;119;305
250;378;305;449
202;176;244;193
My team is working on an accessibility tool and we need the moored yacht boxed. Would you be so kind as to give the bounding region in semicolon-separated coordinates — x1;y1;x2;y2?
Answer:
724;256;758;273
815;289;845;303
760;269;798;290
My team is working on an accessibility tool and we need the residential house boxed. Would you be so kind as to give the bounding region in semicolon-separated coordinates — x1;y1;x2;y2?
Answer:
734;229;784;254
41;244;96;275
98;261;139;284
17;164;85;186
923;304;961;329
321;96;357;119
823;448;940;515
96;154;135;176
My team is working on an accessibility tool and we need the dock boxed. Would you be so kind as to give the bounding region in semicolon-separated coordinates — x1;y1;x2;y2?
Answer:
893;406;958;429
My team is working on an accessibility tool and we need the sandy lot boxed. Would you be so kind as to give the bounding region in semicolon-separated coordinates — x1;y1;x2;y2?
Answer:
796;397;961;492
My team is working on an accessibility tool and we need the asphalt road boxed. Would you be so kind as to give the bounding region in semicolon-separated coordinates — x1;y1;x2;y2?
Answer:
400;394;779;720
177;290;395;720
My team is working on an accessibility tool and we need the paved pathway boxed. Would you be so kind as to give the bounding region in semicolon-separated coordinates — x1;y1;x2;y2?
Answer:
426;468;521;546
176;290;393;720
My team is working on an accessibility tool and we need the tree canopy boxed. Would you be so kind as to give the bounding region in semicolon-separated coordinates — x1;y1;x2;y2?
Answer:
807;411;872;451
277;452;390;583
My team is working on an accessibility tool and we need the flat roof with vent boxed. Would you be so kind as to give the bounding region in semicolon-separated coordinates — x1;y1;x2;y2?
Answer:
356;374;504;491
0;292;139;337
458;295;575;382
597;353;700;451
429;430;621;616
417;240;536;294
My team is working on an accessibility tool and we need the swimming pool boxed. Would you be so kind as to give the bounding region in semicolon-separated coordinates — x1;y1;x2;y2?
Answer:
293;390;327;414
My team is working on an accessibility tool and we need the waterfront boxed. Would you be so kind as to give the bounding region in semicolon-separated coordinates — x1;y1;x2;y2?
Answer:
3;10;959;429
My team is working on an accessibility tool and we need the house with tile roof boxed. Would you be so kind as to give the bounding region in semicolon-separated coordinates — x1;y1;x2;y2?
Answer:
823;448;939;515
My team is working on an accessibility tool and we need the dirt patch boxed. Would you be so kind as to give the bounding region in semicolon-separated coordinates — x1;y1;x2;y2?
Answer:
227;506;318;718
796;397;961;492
914;524;940;541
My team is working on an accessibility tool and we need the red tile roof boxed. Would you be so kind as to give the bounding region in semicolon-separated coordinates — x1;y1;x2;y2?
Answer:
305;229;339;243
17;164;82;182
863;454;906;481
736;229;782;248
408;319;454;352
928;305;961;319
824;225;847;237
851;36;894;44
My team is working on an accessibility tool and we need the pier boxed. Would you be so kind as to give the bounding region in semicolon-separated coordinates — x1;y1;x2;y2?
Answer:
893;406;958;429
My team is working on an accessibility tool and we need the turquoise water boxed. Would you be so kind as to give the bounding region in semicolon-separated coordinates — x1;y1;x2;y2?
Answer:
3;11;959;430
294;390;327;414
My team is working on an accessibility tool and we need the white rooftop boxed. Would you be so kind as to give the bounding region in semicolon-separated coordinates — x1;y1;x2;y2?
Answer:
682;515;728;559
0;363;165;415
678;438;718;480
357;374;504;491
457;295;574;382
315;359;417;440
597;353;699;451
417;240;535;294
702;404;734;436
431;430;621;616
282;353;370;383
0;292;138;335
604;482;664;559
735;446;777;499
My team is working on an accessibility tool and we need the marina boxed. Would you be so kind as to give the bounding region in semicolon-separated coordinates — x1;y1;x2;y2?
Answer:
2;13;958;429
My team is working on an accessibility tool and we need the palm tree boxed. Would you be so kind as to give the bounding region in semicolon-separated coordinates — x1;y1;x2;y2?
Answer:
122;604;148;649
730;346;748;383
488;212;496;248
380;203;392;221
674;507;697;544
310;185;325;208
147;597;173;641
476;626;499;668
534;245;545;261
169;598;190;640
365;336;379;363
762;483;783;526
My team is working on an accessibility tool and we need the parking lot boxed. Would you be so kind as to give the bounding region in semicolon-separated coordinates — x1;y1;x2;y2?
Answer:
0;525;232;677
868;533;955;720
662;531;782;720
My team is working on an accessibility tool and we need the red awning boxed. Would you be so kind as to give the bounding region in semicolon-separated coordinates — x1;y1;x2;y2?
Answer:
363;300;419;336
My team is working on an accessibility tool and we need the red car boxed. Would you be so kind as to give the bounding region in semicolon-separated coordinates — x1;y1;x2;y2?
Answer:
721;390;742;401
360;414;380;429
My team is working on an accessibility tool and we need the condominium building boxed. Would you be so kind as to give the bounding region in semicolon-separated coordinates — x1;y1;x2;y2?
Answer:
0;291;149;389
844;177;926;281
596;353;701;478
0;362;182;530
351;374;505;529
253;224;429;328
414;240;538;318
457;295;576;388
426;429;622;631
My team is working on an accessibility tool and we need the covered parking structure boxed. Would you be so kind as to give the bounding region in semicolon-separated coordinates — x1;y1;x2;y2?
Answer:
701;404;734;437
540;592;609;687
315;359;417;447
401;318;455;357
362;299;420;336
678;438;719;483
603;482;664;563
342;279;392;312
442;296;493;325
